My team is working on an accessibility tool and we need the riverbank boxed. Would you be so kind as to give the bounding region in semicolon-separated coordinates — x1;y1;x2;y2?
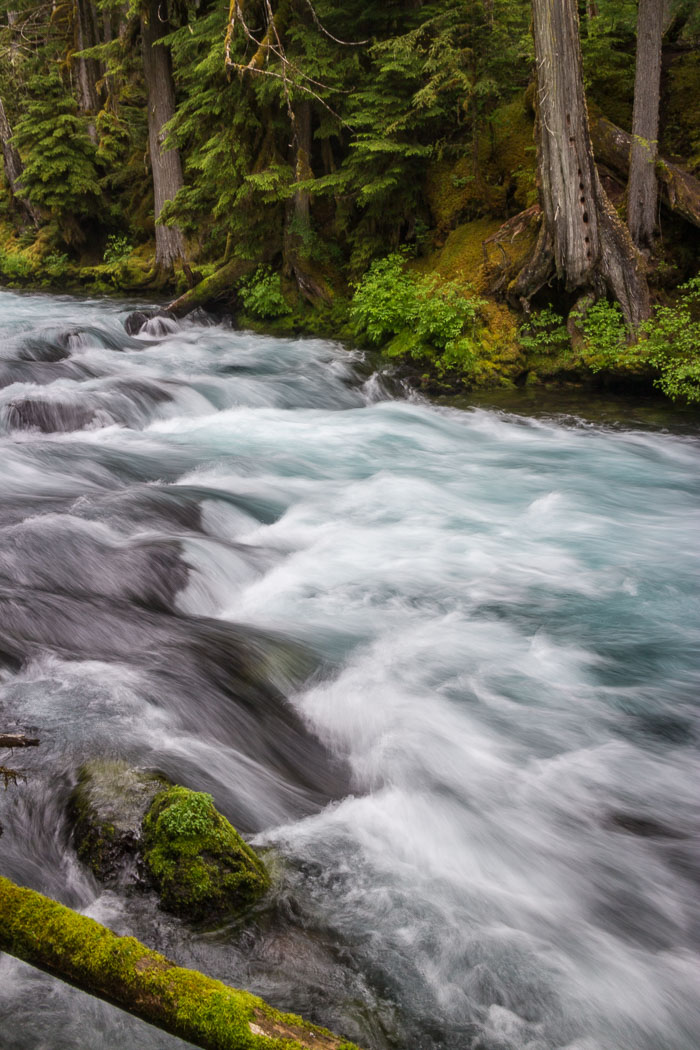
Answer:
2;247;699;414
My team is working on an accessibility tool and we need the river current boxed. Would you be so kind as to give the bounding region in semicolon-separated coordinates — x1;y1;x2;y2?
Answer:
0;290;699;1050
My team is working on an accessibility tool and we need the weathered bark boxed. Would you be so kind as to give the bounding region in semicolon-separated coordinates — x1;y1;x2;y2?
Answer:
511;0;649;332
74;0;102;141
590;113;700;229
141;0;186;272
0;97;40;226
627;0;665;249
0;876;361;1050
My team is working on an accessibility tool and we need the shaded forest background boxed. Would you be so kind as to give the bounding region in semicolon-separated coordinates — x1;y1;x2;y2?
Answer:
0;0;699;398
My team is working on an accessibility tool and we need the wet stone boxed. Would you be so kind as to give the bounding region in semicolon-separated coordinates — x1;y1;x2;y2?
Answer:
69;759;169;886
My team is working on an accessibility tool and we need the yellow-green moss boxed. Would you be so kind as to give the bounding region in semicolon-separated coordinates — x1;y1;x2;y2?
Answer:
0;875;359;1050
416;217;502;292
142;786;270;921
424;98;536;234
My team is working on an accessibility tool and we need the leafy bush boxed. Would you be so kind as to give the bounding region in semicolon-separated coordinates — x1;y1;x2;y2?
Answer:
581;299;627;370
639;276;700;403
238;266;291;319
42;251;70;280
413;274;484;351
518;306;570;356
0;250;33;281
350;253;417;345
350;253;485;371
103;235;133;264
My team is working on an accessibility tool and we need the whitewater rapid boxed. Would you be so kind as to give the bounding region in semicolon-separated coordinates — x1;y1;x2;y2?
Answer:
0;290;698;1050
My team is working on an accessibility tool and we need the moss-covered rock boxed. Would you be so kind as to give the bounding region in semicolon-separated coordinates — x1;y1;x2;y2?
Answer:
70;759;169;885
142;786;270;921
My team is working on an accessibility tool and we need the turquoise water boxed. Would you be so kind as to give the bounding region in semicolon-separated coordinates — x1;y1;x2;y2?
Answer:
0;291;699;1050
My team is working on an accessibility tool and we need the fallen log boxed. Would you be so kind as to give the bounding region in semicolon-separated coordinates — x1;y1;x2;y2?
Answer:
0;876;360;1050
590;114;700;229
167;258;254;318
0;734;40;749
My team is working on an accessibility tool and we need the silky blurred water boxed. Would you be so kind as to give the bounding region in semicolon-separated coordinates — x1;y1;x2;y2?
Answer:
0;290;699;1050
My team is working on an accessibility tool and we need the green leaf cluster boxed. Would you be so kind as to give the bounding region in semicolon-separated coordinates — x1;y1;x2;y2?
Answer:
350;251;486;373
238;266;291;319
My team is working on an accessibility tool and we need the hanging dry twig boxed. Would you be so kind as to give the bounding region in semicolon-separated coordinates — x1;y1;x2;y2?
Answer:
224;0;363;128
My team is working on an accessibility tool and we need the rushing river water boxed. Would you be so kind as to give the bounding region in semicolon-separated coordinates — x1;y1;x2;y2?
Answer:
0;290;699;1050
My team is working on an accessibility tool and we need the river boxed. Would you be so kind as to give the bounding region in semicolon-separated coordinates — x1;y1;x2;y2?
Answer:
0;290;699;1050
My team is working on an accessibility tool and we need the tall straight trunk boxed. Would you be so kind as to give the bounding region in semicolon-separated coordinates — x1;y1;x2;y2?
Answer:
284;100;328;301
74;0;102;141
141;0;186;271
0;96;40;226
627;0;665;249
511;0;649;332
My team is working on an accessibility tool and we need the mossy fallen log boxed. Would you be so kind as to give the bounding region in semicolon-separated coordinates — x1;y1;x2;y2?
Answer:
167;259;254;317
0;875;361;1050
590;114;700;229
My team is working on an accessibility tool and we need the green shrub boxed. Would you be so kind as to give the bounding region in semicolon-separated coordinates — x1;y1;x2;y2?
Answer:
350;253;485;372
238;266;291;319
413;274;484;352
639;276;700;403
581;299;627;371
103;235;133;264
350;253;416;344
518;306;570;356
0;250;33;281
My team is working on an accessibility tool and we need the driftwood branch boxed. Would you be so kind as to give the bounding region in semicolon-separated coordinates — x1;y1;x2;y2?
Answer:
0;875;361;1050
0;734;40;749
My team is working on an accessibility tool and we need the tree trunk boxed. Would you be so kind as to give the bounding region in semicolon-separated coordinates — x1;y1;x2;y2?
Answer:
511;0;649;332
141;0;186;272
0;96;40;226
74;0;102;142
284;101;329;303
627;0;665;249
0;876;360;1050
590;113;700;229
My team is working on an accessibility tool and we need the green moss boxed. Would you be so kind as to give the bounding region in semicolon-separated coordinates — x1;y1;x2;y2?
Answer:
424;98;536;234
662;52;700;173
417;217;503;292
0;875;359;1050
142;786;270;921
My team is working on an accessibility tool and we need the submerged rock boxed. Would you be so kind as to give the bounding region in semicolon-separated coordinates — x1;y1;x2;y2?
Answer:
142;785;270;921
70;759;168;885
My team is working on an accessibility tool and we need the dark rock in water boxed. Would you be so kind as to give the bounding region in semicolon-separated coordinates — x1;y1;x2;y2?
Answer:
123;310;151;336
70;759;169;885
142;785;270;921
123;309;176;337
6;397;97;433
